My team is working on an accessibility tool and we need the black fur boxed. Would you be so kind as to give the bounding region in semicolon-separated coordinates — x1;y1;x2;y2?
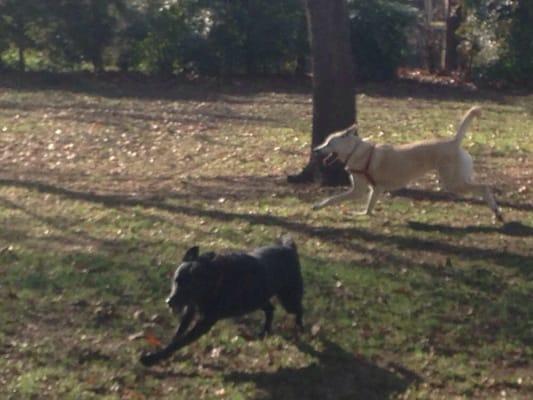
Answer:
140;235;303;366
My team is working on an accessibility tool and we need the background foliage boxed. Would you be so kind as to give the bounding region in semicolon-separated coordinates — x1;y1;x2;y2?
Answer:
460;0;533;85
0;0;531;84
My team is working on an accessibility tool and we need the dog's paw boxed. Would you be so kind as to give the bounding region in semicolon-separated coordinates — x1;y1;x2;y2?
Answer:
493;211;504;224
311;203;322;211
353;211;369;216
139;351;161;367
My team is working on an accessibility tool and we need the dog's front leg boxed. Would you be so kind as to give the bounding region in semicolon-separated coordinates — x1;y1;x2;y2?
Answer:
259;302;274;337
173;305;195;336
140;312;214;366
312;174;359;210
355;186;384;215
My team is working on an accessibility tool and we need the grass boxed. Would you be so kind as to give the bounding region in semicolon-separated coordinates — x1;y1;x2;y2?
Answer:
0;73;532;399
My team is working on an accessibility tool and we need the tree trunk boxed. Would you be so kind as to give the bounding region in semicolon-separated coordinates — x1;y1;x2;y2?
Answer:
243;0;258;76
288;0;356;186
423;0;436;72
445;1;461;71
18;46;25;72
92;52;105;75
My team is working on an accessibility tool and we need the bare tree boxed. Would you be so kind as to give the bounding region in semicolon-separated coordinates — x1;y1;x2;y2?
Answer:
288;0;356;186
444;0;462;71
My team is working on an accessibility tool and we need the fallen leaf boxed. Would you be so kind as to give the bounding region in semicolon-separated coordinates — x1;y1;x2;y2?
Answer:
128;331;145;341
144;332;162;347
210;347;223;359
311;323;321;337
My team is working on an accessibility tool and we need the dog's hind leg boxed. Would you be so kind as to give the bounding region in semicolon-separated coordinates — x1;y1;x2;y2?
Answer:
260;302;274;337
439;150;503;222
461;182;503;222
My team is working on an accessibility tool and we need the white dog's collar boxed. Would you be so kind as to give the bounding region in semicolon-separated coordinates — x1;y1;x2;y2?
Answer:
343;142;360;165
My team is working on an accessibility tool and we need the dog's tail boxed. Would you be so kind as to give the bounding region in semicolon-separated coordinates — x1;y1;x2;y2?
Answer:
453;106;482;145
279;234;297;251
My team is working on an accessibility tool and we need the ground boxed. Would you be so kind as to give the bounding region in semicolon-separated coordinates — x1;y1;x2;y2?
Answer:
0;73;531;400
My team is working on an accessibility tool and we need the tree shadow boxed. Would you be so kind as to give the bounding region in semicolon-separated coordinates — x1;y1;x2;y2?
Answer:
167;175;304;202
3;70;525;106
0;93;276;132
393;188;533;212
225;336;419;400
359;79;513;104
0;71;312;103
1;177;531;276
408;220;533;237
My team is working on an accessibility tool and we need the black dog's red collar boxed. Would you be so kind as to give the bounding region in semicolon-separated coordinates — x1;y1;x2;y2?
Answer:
349;145;376;186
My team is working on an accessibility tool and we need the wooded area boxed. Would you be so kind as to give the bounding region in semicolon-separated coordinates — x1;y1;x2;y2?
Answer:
1;0;532;85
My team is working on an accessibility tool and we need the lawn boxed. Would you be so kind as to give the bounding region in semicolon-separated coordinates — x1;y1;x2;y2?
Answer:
0;73;531;399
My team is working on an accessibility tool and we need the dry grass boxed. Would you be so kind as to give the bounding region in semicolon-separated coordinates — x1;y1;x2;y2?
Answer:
0;74;532;399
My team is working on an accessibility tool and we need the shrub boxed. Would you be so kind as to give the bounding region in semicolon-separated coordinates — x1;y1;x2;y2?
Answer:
460;0;533;86
348;0;418;81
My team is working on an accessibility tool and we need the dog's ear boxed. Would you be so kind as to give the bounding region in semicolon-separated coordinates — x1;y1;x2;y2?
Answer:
345;124;358;136
183;246;199;261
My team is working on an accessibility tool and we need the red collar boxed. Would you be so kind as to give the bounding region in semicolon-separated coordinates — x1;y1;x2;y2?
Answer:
349;146;376;186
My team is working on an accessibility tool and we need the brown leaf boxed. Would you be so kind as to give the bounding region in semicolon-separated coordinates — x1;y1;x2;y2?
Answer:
144;332;162;347
311;323;321;337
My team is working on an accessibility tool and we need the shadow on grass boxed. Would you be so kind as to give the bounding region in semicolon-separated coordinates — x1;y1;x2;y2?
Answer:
225;336;418;400
0;71;312;103
1;71;520;105
408;220;533;237
360;79;511;104
393;188;533;213
1;177;531;276
0;93;276;132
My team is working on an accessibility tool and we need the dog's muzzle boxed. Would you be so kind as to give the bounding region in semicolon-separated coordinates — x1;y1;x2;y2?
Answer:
313;147;339;167
166;296;183;314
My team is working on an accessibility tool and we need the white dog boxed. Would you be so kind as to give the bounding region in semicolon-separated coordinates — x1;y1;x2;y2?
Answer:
312;107;503;222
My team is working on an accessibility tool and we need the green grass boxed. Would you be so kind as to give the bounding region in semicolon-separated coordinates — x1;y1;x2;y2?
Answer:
0;74;532;399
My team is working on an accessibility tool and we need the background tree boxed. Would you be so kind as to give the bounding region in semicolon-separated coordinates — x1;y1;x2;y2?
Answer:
444;0;462;71
0;0;43;72
348;0;417;81
505;0;533;81
288;0;356;186
459;0;533;85
48;0;126;73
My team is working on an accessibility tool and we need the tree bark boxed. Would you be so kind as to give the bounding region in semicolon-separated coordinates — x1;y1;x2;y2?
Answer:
288;0;356;186
17;47;25;72
445;0;461;71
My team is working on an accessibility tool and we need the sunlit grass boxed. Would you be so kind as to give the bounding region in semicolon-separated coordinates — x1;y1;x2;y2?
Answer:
0;75;531;399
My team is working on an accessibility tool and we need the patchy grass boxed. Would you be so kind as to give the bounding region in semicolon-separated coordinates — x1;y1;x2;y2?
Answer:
0;74;532;399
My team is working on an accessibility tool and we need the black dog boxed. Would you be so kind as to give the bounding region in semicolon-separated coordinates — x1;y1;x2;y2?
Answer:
140;235;304;366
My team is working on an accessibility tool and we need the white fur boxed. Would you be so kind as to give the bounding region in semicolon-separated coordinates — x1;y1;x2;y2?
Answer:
312;107;503;221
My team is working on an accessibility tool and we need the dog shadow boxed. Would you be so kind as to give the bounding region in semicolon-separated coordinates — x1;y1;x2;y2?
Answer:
408;220;533;237
224;336;418;399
